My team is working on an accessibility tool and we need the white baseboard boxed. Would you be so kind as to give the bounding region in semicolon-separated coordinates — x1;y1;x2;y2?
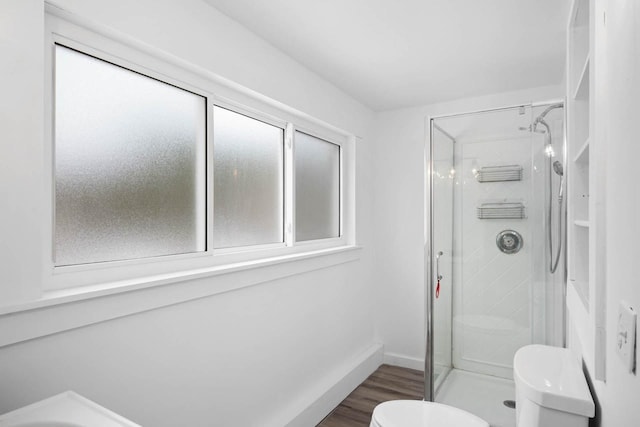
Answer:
383;352;425;371
284;342;384;427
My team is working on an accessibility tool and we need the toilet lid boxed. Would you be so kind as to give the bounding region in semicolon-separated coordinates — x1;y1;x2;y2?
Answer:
371;400;489;427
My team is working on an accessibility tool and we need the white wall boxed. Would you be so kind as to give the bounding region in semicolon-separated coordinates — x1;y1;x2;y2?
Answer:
0;0;44;304
578;1;640;425
453;133;534;379
372;85;563;369
0;1;378;426
0;265;376;426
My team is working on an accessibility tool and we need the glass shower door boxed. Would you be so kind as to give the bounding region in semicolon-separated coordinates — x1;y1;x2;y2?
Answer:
428;122;456;398
428;104;560;400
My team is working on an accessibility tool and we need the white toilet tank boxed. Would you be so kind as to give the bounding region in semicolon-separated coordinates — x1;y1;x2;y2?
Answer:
513;345;595;427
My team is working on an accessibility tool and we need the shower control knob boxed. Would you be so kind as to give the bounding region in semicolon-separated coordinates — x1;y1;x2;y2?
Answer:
496;230;523;254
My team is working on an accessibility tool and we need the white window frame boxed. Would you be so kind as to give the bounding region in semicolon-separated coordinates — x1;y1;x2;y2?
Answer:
210;101;288;254
50;41;213;265
291;128;344;245
43;7;353;292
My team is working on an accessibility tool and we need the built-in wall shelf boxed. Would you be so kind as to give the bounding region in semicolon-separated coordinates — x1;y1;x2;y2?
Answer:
574;220;590;228
573;138;590;163
573;56;590;100
567;0;591;316
566;0;606;381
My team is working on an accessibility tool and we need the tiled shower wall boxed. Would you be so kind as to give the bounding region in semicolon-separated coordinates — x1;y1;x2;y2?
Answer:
452;135;540;379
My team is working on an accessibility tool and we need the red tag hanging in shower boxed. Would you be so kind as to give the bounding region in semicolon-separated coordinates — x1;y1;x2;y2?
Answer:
436;279;440;299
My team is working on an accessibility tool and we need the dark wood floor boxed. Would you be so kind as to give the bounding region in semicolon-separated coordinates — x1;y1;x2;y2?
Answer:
317;364;424;427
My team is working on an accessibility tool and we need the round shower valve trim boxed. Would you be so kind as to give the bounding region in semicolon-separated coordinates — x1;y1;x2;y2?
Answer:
496;230;523;254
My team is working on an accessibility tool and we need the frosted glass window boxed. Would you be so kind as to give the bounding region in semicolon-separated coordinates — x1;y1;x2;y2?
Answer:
295;132;340;241
213;106;284;248
54;45;206;266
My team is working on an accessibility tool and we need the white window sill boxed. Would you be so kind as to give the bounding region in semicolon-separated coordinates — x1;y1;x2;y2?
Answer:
0;245;362;348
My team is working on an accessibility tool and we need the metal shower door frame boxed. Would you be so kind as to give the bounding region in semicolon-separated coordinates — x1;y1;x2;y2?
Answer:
424;99;566;402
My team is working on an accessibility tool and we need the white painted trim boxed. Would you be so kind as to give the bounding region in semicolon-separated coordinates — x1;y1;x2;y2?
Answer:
283;343;384;427
0;246;362;348
383;352;425;371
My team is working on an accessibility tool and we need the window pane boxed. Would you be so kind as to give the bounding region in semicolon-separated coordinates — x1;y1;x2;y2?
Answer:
295;132;340;241
54;45;206;266
213;106;284;248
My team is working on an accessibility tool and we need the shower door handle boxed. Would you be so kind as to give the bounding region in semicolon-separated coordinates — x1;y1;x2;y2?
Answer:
436;251;444;280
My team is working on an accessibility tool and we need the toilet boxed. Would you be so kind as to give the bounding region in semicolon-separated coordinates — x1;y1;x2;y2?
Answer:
513;344;595;427
370;400;489;427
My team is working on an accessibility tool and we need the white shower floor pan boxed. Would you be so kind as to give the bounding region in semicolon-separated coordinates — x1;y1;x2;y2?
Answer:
435;368;516;427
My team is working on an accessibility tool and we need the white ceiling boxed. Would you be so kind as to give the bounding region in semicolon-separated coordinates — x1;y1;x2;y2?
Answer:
203;0;570;111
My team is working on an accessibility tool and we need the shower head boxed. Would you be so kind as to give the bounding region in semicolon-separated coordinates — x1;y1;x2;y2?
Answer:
553;160;563;176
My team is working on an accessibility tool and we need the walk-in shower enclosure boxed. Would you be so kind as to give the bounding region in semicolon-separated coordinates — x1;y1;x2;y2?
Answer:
426;103;565;400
